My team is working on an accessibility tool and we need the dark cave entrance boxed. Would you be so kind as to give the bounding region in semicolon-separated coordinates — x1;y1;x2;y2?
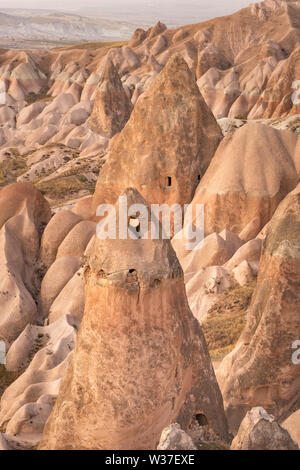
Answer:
194;413;208;426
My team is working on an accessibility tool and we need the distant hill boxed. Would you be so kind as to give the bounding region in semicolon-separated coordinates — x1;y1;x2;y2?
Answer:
0;9;141;49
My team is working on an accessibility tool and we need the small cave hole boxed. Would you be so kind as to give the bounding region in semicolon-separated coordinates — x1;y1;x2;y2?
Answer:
127;269;138;284
152;279;161;288
167;176;172;187
195;413;208;426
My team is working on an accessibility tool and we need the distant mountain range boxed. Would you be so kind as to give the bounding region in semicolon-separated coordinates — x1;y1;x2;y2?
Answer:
0;9;143;49
0;2;257;49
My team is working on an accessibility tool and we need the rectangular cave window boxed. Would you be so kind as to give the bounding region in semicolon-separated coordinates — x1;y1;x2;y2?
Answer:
198;174;201;182
167;176;172;187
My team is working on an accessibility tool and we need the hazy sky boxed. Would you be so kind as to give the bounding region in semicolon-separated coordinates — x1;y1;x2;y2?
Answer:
0;0;259;27
0;0;256;14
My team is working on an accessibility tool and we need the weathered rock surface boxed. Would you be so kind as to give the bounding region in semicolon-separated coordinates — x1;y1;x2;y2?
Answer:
185;266;235;323
231;407;299;450
39;188;228;450
39;256;81;319
0;183;51;346
47;267;85;325
40;210;83;268
0;182;51;232
87;59;132;138
217;183;300;433
282;409;300;447
0;314;78;445
182;123;298;242
173;230;243;276
92;56;222;211
157;423;197;450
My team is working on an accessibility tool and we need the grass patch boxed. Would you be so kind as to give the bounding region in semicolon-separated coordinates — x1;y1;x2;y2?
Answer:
202;281;256;361
198;441;230;450
0;365;21;401
287;118;300;133
234;114;247;121
55;40;127;51
36;173;95;199
0;156;27;186
26;92;53;105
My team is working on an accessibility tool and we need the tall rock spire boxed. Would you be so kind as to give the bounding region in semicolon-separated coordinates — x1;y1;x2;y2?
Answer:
88;58;132;138
39;188;228;450
217;183;300;434
92;55;222;212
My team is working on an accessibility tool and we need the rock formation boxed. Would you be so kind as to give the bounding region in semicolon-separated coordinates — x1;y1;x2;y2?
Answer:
231;407;298;450
257;46;300;119
0;183;51;346
87;59;132;138
39;188;228;450
282;409;300;447
217;183;300;433
0;0;299;453
178;123;298;246
157;424;197;450
92;56;222;212
0;314;78;447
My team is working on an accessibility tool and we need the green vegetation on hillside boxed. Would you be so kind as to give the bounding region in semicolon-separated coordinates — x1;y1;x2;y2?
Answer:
55;40;127;51
36;170;96;200
0;155;27;186
202;281;256;361
26;92;53;105
0;365;20;402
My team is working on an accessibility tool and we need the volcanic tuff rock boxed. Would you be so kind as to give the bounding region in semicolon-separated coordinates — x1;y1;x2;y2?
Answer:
231;407;298;450
0;0;299;451
217;183;300;433
282;409;300;447
178;123;299;245
0;314;78;446
0;183;92;445
39;188;228;450
250;45;300;119
40;210;83;268
184;266;235;324
92;56;222;212
0;183;51;346
157;423;197;450
0;182;51;233
0;1;299;201
87;59;132;138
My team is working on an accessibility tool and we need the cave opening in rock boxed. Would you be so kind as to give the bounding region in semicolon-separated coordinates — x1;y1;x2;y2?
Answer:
195;413;208;426
167;176;172;187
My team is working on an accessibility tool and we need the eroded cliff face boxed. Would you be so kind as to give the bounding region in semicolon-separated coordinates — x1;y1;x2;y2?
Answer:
217;183;300;434
0;0;299;451
0;0;299;211
87;58;132;138
39;188;228;450
175;122;299;247
91;55;222;212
